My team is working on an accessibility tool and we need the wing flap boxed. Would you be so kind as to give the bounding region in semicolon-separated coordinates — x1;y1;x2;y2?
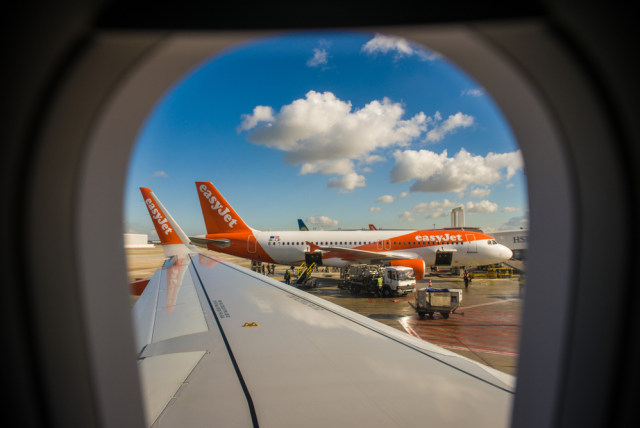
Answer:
138;351;206;425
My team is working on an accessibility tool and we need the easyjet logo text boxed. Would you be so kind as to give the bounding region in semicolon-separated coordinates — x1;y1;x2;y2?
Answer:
145;198;174;235
199;184;238;228
415;233;464;242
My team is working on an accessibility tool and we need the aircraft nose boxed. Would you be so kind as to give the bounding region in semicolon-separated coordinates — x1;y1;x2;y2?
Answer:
501;245;513;260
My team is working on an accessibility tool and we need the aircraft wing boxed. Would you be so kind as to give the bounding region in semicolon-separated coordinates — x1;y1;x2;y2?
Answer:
188;235;231;249
135;187;513;426
134;251;514;427
308;243;423;264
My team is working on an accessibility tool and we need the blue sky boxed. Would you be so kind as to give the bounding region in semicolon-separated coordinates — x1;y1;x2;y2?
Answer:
124;31;528;239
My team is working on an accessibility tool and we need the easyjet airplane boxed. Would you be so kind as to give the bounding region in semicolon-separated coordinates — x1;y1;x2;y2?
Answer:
189;181;513;279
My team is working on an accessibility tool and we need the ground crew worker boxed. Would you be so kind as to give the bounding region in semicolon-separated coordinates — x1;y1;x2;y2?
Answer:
284;270;291;285
377;276;383;295
464;270;470;288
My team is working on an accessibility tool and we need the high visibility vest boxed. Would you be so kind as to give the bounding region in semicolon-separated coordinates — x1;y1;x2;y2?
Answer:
378;278;383;287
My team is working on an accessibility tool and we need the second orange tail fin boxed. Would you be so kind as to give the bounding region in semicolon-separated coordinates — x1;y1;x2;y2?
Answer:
195;181;251;234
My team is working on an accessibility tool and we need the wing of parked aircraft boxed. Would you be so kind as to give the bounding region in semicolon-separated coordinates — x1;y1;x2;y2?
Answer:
306;241;423;264
137;187;514;427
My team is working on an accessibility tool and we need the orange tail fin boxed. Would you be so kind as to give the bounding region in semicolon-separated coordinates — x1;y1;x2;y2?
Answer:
140;187;196;257
195;181;251;234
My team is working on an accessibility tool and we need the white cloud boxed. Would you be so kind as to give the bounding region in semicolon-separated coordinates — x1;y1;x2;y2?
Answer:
465;200;498;214
485;151;523;180
376;194;394;203
412;199;461;218
369;206;381;212
409;199;498;218
361;34;439;61
307;48;328;67
399;211;415;222
300;158;354;176
500;215;529;230
306;215;339;228
327;172;366;192
151;171;169;178
391;148;523;193
237;105;275;132
425;112;474;142
502;206;519;213
461;88;485;97
239;90;427;191
398;191;409;198
469;187;491;198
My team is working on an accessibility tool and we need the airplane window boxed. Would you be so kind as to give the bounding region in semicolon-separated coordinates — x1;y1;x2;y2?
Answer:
125;30;526;421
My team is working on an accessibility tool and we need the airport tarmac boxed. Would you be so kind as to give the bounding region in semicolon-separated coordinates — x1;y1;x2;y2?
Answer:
126;246;523;375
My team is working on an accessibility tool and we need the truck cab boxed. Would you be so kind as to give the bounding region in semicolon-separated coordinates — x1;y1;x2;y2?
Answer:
383;266;416;296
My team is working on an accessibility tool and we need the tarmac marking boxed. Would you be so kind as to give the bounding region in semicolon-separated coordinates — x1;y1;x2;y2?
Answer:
460;298;519;310
366;297;410;304
399;307;521;357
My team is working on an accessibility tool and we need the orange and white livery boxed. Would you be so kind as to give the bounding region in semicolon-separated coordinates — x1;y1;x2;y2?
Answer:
191;181;513;279
140;187;197;258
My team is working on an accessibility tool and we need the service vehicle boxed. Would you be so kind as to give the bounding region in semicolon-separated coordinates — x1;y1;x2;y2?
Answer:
340;264;416;297
410;287;462;319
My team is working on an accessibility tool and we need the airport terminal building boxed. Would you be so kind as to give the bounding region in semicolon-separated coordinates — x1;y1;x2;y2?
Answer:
123;233;155;249
491;229;528;260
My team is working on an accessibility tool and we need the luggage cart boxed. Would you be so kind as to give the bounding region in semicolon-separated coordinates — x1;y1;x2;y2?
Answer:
409;288;462;319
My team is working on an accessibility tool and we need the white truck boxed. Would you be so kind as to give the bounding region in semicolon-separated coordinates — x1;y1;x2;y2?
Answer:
340;264;416;297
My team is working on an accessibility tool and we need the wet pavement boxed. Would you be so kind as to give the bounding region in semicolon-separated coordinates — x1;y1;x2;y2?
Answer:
304;272;524;375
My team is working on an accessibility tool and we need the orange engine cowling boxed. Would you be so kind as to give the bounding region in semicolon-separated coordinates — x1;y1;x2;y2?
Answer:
387;259;425;280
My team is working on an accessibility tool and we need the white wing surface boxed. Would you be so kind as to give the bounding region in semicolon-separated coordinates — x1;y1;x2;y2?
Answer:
135;187;513;426
133;252;514;427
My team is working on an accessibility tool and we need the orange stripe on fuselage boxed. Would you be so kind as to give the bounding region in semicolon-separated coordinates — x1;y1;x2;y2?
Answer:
348;231;489;249
205;232;276;263
313;230;493;260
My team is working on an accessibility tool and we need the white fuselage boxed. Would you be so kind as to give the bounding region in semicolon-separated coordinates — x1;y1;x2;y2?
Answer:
253;229;512;267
